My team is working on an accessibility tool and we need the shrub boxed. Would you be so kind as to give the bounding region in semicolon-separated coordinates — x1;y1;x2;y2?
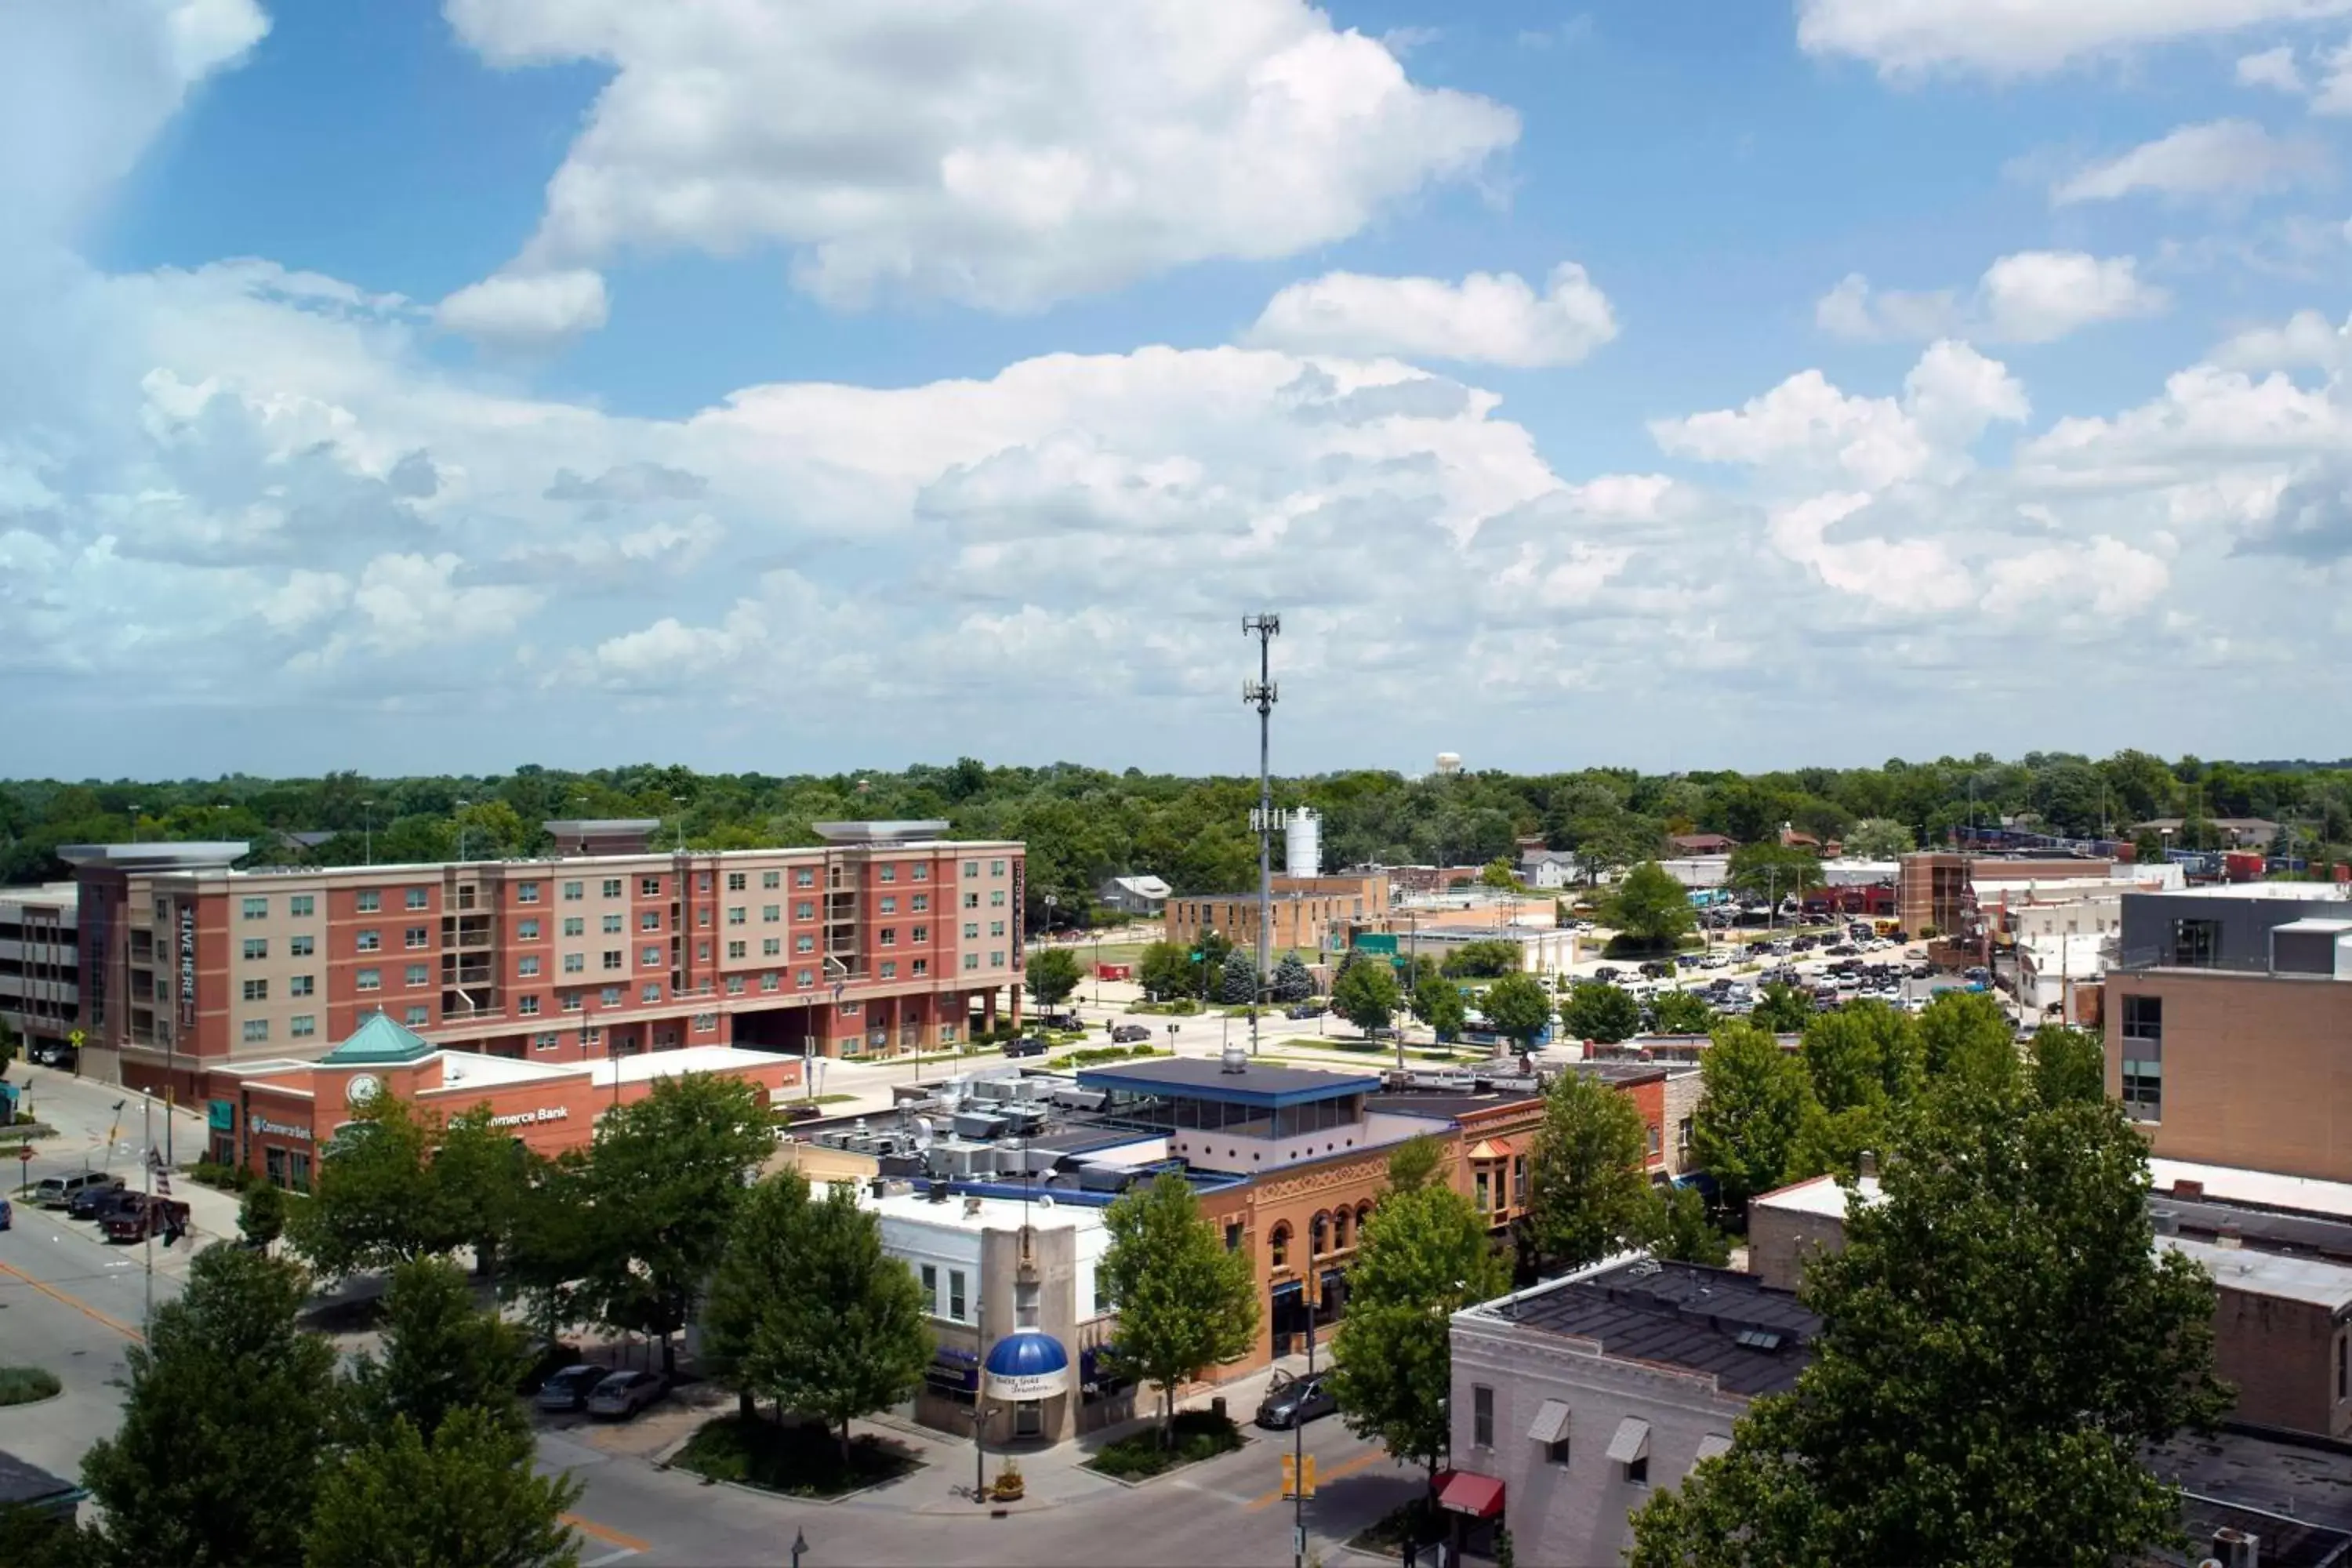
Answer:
672;1414;918;1497
0;1367;62;1407
190;1160;256;1192
1085;1410;1241;1479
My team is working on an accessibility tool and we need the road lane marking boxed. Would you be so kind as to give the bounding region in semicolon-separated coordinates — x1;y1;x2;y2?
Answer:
1244;1446;1395;1512
0;1258;144;1342
562;1514;651;1553
581;1551;639;1568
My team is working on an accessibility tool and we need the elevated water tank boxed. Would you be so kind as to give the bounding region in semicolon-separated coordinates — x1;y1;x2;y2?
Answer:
1436;752;1463;775
1285;807;1321;878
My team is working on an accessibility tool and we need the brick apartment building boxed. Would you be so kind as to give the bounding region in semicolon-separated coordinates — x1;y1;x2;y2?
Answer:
1163;871;1390;958
61;819;1025;1105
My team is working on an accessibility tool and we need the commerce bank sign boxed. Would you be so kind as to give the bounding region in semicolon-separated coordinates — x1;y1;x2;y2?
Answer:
488;1106;571;1130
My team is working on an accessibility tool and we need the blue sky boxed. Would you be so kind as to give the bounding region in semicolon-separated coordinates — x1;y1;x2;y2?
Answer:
8;0;2352;779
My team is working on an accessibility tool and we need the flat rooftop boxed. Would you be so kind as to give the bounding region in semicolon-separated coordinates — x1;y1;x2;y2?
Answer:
811;820;953;843
2147;1426;2352;1568
865;1188;1102;1235
2151;1160;2352;1222
1076;1056;1381;1106
1479;1259;1820;1398
2165;1236;2352;1309
56;841;249;869
589;1044;801;1087
1751;1172;1884;1220
2139;883;2352;903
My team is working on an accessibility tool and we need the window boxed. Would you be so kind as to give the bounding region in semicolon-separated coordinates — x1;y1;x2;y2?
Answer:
762;905;780;923
1334;1208;1350;1249
795;868;814;888
990;950;1005;967
697;873;713;891
357;967;381;991
761;972;780;992
562;880;583;901
641;910;662;931
1269;1223;1290;1269
965;860;980;879
2171;919;2221;967
405;887;429;910
990;890;1007;907
519;994;541;1015
1626;1454;1649;1486
289;895;314;918
880;864;897;884
762;870;781;889
243;938;267;960
964;892;980;910
1513;1156;1527;1207
1472;1385;1494;1448
601;879;622;898
992;859;1007;877
911;894;928;913
989;920;1004;938
880;927;898;946
641;945;662;967
964;923;980;940
291;1015;316;1038
405;964;428;985
728;941;747;960
517;882;541;904
880;961;897;979
641;983;662;1003
1546;1434;1571;1466
727;906;747;925
356;929;381;952
795;935;815;953
356;890;380;913
563;953;585;973
562;916;584;937
921;1264;938;1314
289;935;314;957
939;1022;956;1044
534;1032;560;1051
1677;1117;1693;1157
405;927;429;949
243;978;268;1002
964;953;980;971
603;950;623;971
797;969;815;988
948;1270;967;1321
2122;995;2163;1121
912;862;929;882
1646;1123;1663;1158
641;876;662;897
518;956;540;978
601;986;622;1006
913;958;928;977
728;871;747;891
290;975;314;997
561;992;582;1012
1225;1222;1243;1252
601;913;623;934
1311;1212;1328;1254
242;1019;269;1043
1475;1171;1491;1212
728;975;747;994
795;901;815;920
762;938;781;956
879;896;896;915
405;1006;428;1026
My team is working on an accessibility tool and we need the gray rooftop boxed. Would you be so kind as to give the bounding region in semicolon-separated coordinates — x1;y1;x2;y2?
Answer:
56;842;249;870
2147;1426;2352;1568
1494;1259;1820;1397
1077;1055;1380;1107
811;820;953;843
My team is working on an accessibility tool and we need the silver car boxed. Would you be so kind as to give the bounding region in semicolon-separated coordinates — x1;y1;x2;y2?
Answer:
586;1370;667;1419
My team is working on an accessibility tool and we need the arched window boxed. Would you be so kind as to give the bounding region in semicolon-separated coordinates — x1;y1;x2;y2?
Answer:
1356;1200;1374;1237
1269;1222;1291;1269
1311;1211;1329;1257
1334;1208;1352;1250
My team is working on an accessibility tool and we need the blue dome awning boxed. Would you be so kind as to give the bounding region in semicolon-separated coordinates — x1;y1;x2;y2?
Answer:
983;1330;1071;1399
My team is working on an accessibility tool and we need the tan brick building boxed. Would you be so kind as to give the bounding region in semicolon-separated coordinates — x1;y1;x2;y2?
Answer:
1163;871;1390;959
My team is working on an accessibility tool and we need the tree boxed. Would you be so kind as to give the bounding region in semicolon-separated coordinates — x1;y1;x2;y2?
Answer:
1479;856;1523;891
1642;1182;1732;1267
499;1152;597;1352
1628;1086;2229;1567
1523;1069;1652;1273
1099;1174;1259;1443
1439;939;1523;980
1136;941;1192;1000
702;1169;806;1420
1411;975;1467;1042
1385;1134;1449;1196
238;1181;287;1249
1841;818;1915;860
2131;828;2168;866
305;1407;583;1568
80;1244;340;1568
1791;1002;1921;1178
287;1094;448;1279
1650;989;1715;1035
738;1182;934;1461
346;1258;532;1445
1332;956;1402;1036
0;1017;16;1079
1604;862;1697;949
1215;946;1258;1005
1327;1182;1508;1491
1271;953;1315;1003
1690;1022;1815;1220
1025;946;1083;1009
2029;1024;2107;1108
575;1074;775;1377
1559;982;1639;1044
432;1108;530;1281
1918;990;2019;1091
1751;981;1810;1033
1727;843;1823;902
1480;972;1553;1049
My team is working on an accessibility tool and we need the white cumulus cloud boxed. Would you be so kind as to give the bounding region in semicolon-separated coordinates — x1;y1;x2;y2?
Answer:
2051;120;2327;205
2238;45;2307;93
1820;252;2167;344
1243;263;1617;368
1796;0;2352;78
434;270;609;348
445;0;1518;315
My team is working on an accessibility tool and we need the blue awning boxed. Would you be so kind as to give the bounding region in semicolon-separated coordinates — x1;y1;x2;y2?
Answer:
984;1330;1069;1380
1271;1279;1303;1301
1320;1269;1347;1296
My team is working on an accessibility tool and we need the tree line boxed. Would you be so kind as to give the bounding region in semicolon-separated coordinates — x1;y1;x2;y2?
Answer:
8;748;2347;920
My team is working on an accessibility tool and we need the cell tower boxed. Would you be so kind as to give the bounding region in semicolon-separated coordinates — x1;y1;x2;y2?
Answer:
1243;613;1279;1057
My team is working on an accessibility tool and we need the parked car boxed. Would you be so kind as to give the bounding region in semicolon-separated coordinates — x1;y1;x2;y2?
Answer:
1255;1370;1338;1430
1000;1036;1050;1058
1908;962;1933;980
535;1363;608;1414
0;1197;11;1231
102;1194;191;1243
1592;965;1621;984
1035;1011;1083;1031
1111;1024;1150;1044
31;1171;114;1210
1285;1002;1327;1019
65;1178;129;1219
586;1370;668;1419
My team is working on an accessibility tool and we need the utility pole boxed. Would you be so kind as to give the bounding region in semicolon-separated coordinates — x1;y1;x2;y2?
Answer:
1244;614;1280;1059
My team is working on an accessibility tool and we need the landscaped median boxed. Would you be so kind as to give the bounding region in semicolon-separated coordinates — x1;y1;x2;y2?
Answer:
1082;1410;1243;1483
670;1414;922;1500
0;1367;63;1407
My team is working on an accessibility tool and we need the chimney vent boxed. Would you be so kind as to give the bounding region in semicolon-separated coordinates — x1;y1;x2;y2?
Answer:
2174;1178;2205;1200
1221;1042;1248;1075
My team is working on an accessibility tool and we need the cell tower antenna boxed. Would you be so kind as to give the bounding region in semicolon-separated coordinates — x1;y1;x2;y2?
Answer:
1243;614;1281;1058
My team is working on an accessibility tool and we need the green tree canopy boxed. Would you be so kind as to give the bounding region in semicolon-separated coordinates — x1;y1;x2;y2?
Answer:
1327;1182;1509;1489
1385;1134;1449;1196
1215;946;1258;1004
1604;861;1697;949
305;1407;582;1568
1440;938;1523;979
347;1258;532;1446
499;1152;598;1351
1650;989;1715;1035
1691;1022;1817;1219
1918;990;2020;1091
1479;971;1553;1047
2029;1024;2107;1107
1751;981;1811;1033
1727;843;1824;900
1025;946;1083;1007
1099;1174;1260;1442
1630;1084;2229;1567
1840;818;1915;859
287;1094;449;1279
1332;956;1402;1036
1523;1069;1653;1273
432;1107;531;1281
81;1244;340;1568
1271;952;1316;1003
1136;940;1193;1000
239;1181;288;1248
1410;975;1467;1042
1559;982;1640;1044
1642;1181;1732;1267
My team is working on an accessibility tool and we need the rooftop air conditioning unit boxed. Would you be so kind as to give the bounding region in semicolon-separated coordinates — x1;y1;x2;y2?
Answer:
2212;1526;2259;1568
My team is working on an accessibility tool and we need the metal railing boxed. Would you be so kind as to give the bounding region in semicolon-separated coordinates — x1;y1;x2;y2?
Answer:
2114;946;2275;975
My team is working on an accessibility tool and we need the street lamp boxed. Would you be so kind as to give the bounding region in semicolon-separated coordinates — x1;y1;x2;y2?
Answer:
361;800;374;866
454;799;471;863
790;1529;809;1568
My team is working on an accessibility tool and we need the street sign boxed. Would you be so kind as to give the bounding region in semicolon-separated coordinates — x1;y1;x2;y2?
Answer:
1294;1526;1307;1559
1280;1454;1318;1499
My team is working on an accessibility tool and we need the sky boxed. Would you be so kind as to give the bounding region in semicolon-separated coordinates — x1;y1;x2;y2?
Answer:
8;1;2352;782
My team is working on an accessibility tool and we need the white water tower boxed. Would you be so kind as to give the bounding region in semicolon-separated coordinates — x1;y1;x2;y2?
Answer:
1436;752;1463;776
1285;807;1321;878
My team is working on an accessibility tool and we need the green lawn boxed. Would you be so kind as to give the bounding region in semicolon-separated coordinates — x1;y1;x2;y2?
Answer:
0;1367;62;1407
671;1414;920;1497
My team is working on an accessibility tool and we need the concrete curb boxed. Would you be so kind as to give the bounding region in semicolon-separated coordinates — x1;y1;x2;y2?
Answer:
1078;1427;1261;1489
669;1457;930;1509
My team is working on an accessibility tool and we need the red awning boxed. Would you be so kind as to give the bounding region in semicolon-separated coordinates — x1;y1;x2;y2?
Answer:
1466;1138;1514;1161
1434;1469;1506;1521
